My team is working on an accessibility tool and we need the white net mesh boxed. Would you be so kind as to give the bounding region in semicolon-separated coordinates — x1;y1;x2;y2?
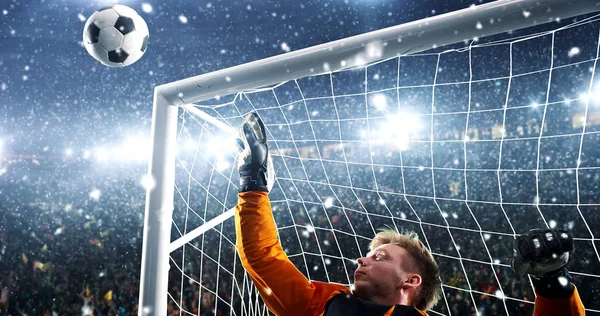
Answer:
168;16;600;315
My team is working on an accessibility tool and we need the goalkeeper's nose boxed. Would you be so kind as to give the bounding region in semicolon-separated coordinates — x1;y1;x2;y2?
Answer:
356;257;368;267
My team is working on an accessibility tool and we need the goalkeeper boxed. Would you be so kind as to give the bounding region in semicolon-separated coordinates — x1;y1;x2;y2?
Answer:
234;112;585;316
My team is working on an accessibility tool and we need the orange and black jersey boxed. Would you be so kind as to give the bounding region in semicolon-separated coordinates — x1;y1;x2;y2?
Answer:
325;291;424;316
235;191;585;316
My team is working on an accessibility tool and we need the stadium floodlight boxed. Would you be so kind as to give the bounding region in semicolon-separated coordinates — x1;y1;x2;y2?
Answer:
94;148;109;162
120;135;151;162
140;0;600;315
375;113;423;150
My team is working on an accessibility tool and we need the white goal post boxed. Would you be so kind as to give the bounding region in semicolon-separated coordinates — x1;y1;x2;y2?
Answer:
139;0;600;314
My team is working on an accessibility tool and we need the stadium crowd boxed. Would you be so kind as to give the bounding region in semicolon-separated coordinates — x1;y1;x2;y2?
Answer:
0;159;143;315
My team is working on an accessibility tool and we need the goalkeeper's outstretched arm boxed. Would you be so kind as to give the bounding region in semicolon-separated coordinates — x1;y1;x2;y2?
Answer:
511;229;585;315
233;113;347;316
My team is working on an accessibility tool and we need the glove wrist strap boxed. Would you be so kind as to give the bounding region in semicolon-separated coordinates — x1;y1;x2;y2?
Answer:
239;167;268;192
531;267;574;299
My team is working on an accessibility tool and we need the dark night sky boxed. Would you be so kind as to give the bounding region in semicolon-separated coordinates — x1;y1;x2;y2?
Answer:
0;0;490;158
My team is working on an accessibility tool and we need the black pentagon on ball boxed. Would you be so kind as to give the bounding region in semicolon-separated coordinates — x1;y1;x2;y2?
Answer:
108;49;129;63
86;23;101;43
141;35;149;52
114;16;135;35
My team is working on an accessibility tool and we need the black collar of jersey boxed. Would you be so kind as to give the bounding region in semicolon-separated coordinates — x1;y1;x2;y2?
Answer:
324;291;422;316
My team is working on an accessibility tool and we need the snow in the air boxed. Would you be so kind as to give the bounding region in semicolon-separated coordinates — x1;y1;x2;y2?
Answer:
2;0;599;314
140;174;155;190
495;290;505;299
371;93;388;110
141;3;153;13
324;197;335;208
89;189;101;200
568;47;581;57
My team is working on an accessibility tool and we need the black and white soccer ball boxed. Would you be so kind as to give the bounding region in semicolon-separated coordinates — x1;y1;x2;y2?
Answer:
83;5;149;68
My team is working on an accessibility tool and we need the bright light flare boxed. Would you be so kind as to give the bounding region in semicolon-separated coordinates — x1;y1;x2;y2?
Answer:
215;158;231;171
579;87;600;105
579;92;591;103
120;136;151;162
206;134;239;157
371;112;423;150
93;135;151;164
95;148;109;162
370;93;388;111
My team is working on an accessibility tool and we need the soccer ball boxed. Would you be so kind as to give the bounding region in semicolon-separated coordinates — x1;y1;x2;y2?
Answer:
83;5;149;67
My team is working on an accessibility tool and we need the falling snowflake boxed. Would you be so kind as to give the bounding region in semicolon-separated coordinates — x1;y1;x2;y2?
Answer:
568;47;580;58
89;189;101;200
141;3;153;13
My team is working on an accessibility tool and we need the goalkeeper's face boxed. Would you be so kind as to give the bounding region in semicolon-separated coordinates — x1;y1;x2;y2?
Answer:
352;244;421;304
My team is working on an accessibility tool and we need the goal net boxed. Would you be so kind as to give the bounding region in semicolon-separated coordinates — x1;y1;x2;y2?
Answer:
139;1;600;315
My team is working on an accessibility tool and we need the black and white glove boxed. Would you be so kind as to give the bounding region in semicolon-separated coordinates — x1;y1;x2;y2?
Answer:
511;229;575;299
237;113;269;193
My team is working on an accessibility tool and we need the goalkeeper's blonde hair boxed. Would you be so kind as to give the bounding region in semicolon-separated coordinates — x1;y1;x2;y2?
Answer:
369;229;440;311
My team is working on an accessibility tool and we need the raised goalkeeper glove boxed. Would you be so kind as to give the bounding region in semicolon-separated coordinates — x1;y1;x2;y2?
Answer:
511;229;575;298
237;113;269;193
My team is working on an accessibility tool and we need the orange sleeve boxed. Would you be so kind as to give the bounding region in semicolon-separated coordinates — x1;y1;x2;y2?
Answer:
533;286;585;316
235;191;348;316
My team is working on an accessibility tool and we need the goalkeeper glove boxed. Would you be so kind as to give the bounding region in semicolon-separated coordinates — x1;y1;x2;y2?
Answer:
237;113;269;193
511;229;575;299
